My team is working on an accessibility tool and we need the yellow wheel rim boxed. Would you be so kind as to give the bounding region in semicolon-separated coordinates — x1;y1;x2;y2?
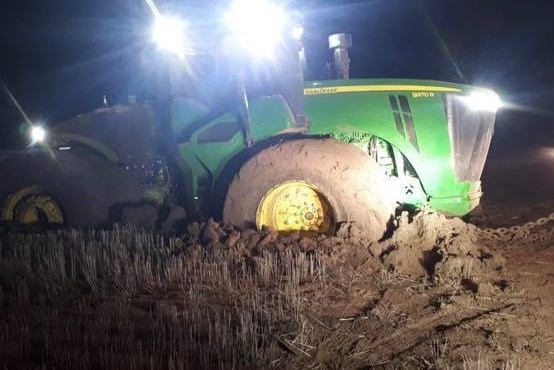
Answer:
2;186;64;224
257;181;334;233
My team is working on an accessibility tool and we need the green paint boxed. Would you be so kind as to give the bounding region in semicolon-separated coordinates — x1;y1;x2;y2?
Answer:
172;78;496;216
175;95;296;211
304;79;494;215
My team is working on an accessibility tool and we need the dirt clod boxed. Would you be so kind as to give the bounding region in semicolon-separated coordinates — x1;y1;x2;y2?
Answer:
0;209;552;369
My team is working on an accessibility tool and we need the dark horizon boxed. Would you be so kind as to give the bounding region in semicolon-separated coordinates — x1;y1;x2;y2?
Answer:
0;0;553;148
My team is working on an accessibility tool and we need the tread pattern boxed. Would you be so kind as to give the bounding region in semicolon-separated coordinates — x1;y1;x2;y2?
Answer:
223;138;398;241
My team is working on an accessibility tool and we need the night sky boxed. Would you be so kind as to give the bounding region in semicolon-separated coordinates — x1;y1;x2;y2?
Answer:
0;0;553;149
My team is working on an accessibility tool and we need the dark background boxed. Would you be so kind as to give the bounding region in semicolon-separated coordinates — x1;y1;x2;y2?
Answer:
0;0;553;149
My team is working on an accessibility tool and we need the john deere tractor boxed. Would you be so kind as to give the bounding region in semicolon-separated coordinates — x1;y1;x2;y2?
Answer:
0;1;500;241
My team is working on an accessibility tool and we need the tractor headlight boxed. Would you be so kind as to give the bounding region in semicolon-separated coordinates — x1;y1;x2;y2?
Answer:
29;125;47;144
291;25;304;41
225;0;287;58
152;15;190;58
458;90;502;113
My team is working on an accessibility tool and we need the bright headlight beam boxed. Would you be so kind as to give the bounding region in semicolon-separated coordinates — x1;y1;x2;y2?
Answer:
1;79;33;126
459;90;502;113
30;125;47;144
152;15;188;58
225;0;287;58
145;0;160;18
145;0;191;58
291;25;304;41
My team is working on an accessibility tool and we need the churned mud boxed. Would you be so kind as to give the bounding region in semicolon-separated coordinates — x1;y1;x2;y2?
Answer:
0;206;552;369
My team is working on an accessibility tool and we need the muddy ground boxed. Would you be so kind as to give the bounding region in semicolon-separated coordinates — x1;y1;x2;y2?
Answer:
1;206;553;369
1;115;554;369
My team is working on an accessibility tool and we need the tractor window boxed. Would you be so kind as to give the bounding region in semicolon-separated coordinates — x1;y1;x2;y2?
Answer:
197;121;241;143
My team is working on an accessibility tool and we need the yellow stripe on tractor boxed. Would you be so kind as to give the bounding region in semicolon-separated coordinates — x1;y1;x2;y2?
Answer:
304;84;461;96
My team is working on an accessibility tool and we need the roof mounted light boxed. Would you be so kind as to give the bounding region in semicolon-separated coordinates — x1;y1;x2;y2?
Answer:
225;0;287;58
291;25;304;41
152;15;190;58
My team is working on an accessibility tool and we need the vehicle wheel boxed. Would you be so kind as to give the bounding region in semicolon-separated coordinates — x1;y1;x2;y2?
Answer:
1;185;64;224
223;138;398;241
1;178;102;227
0;153;122;227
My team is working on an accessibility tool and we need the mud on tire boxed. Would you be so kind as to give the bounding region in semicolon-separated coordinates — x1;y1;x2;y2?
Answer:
0;151;137;227
223;138;398;241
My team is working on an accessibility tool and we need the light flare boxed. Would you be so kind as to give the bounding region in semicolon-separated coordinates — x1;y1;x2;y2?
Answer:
1;79;52;148
144;0;160;18
145;0;191;58
459;90;502;113
152;15;189;58
225;0;287;58
291;25;304;41
30;125;47;144
1;79;33;127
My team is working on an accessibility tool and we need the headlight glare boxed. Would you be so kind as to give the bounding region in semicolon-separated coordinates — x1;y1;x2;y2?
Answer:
225;0;287;58
291;25;304;41
30;125;47;144
459;90;502;113
153;15;189;58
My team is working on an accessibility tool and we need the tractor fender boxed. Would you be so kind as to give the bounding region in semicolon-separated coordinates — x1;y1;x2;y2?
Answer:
49;104;156;165
210;133;332;218
49;133;121;164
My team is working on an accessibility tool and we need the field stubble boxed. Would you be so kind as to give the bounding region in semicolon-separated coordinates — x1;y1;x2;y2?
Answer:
0;211;552;369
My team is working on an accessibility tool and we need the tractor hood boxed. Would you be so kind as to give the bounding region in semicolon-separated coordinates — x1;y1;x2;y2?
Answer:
305;78;482;95
304;78;500;216
47;104;156;164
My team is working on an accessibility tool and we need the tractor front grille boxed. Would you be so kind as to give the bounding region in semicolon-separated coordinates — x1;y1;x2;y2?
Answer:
445;94;496;182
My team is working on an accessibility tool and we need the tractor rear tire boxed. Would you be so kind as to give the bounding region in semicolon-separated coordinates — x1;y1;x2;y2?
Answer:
223;138;398;241
0;152;125;227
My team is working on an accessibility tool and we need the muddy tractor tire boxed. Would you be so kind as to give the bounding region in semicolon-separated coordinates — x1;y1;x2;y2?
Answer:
223;138;398;241
0;152;129;227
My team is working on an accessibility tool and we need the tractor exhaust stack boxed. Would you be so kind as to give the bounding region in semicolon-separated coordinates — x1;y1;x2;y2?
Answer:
329;33;352;80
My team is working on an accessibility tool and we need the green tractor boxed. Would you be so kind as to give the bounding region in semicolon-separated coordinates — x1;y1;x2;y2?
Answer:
0;1;500;241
